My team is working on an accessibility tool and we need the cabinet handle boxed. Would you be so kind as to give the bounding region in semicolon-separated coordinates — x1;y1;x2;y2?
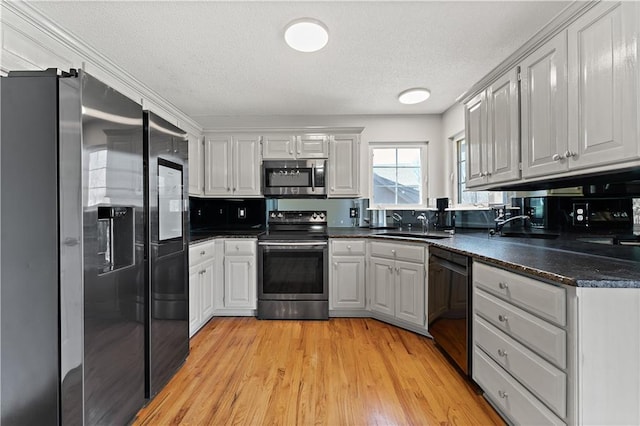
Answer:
498;314;508;322
552;153;565;161
347;245;352;250
199;270;205;275
391;249;396;255
497;349;507;357
395;267;399;274
227;187;231;192
498;390;508;399
334;262;338;268
236;245;239;251
565;150;576;158
498;282;508;290
200;251;206;256
388;266;393;272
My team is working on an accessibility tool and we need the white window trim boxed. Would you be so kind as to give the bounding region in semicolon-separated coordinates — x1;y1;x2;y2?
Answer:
368;141;429;210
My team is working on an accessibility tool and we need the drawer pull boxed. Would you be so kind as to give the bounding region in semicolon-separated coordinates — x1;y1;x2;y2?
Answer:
498;314;508;323
498;282;508;290
498;390;508;399
200;251;206;256
497;349;508;357
391;249;396;254
236;245;239;250
347;245;352;250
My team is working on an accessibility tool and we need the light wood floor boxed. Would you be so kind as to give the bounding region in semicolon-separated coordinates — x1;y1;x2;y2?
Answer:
134;318;504;425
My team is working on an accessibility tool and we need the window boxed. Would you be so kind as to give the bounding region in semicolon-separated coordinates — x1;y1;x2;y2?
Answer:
370;143;427;207
456;139;505;205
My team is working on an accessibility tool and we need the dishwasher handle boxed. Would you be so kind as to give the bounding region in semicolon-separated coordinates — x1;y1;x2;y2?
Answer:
430;255;468;276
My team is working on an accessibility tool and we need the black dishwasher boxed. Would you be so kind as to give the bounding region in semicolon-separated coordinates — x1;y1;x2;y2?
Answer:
428;246;472;376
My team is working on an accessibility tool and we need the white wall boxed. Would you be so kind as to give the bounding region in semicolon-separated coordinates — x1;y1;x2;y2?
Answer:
441;102;465;202
200;114;445;202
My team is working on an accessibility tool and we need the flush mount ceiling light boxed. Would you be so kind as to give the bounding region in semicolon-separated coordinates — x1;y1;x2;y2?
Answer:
284;18;329;53
398;88;431;105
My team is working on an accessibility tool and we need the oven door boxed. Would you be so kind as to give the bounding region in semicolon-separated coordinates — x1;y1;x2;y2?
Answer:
258;241;328;300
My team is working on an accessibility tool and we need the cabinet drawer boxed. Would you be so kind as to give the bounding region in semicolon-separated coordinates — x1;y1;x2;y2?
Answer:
473;346;565;426
189;241;215;266
475;315;566;418
224;239;256;256
474;288;566;369
331;239;366;255
369;241;424;263
474;262;566;326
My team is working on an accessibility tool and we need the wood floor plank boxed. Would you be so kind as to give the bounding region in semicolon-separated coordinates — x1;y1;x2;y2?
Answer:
134;318;504;425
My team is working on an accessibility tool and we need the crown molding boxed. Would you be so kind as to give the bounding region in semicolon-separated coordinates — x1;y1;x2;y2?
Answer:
1;0;203;134
457;0;599;104
203;126;365;135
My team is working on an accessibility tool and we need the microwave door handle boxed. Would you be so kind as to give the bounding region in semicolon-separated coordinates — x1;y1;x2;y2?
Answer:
311;164;315;192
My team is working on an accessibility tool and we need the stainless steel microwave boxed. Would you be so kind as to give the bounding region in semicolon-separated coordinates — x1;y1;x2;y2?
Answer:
262;159;326;198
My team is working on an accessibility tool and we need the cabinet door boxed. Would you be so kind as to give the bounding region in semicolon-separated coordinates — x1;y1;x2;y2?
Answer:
486;68;520;184
567;1;639;169
188;135;204;196
328;134;360;197
369;256;395;316
189;266;201;337
395;260;425;326
297;134;329;158
224;256;256;309
233;136;261;196
204;136;232;196
521;31;569;178
331;256;366;310
200;261;215;322
464;91;488;188
262;135;296;159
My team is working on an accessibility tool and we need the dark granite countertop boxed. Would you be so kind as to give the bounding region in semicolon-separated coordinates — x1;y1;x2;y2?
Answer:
327;227;640;288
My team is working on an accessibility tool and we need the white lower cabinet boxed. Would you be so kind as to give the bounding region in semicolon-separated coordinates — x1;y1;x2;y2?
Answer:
329;239;366;312
473;262;567;424
188;240;216;337
215;238;257;315
367;241;426;329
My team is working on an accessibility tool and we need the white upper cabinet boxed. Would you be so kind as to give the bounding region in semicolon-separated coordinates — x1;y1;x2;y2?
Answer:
566;1;639;170
465;91;488;188
486;68;520;184
232;135;261;196
204;134;261;197
521;31;569;178
188;134;204;196
262;134;328;159
466;67;520;189
261;135;296;159
328;134;360;197
204;135;232;196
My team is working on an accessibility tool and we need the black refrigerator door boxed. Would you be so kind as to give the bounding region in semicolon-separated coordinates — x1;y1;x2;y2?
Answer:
144;111;189;398
80;71;146;425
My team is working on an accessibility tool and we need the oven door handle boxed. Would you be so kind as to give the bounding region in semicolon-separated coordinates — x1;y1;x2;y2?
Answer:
311;163;316;192
430;256;467;276
259;241;327;247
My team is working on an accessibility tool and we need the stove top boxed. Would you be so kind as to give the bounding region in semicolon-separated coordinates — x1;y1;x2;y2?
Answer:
260;210;328;240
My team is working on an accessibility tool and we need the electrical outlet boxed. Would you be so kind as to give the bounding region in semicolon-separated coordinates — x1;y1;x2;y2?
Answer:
349;207;358;218
238;207;246;219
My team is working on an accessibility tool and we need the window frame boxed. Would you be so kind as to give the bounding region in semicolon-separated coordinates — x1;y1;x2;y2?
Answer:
368;141;429;210
454;137;506;207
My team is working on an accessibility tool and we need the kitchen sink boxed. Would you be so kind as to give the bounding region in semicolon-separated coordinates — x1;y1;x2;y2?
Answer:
498;231;559;240
374;231;452;240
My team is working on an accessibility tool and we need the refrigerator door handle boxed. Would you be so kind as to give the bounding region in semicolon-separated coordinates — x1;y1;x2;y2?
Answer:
63;237;79;247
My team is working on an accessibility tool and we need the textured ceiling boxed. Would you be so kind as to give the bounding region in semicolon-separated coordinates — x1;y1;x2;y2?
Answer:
31;1;570;123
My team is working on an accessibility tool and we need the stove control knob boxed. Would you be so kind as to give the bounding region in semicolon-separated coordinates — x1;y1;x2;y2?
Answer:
277;212;283;218
319;212;325;219
270;212;277;218
312;212;318;219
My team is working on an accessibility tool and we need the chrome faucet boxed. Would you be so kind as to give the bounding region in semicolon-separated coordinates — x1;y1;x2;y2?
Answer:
494;215;530;233
416;213;429;233
392;212;403;228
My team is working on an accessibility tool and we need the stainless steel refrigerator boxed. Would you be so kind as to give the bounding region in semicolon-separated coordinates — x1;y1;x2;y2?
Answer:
143;111;189;398
1;69;188;424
